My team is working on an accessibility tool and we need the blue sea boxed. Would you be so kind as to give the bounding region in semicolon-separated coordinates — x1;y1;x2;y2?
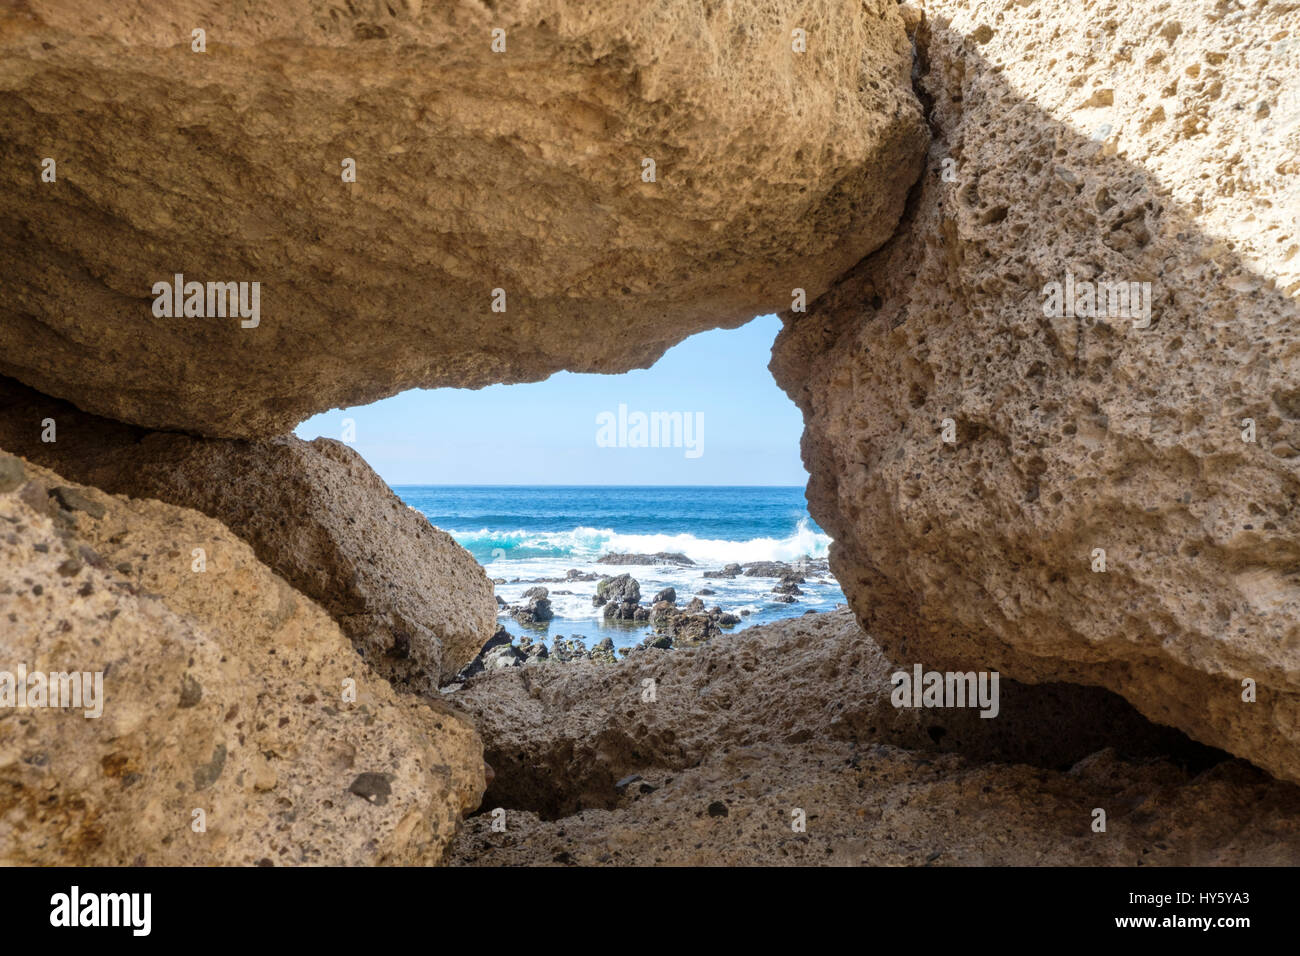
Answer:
395;486;846;647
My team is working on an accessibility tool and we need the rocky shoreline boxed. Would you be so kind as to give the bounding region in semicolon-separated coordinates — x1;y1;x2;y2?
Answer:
475;559;834;674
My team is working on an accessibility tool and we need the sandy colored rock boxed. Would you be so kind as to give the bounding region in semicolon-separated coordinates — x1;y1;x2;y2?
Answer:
448;612;1300;866
0;0;925;437
445;609;1224;818
771;1;1300;781
0;454;485;864
0;377;496;686
453;742;1300;866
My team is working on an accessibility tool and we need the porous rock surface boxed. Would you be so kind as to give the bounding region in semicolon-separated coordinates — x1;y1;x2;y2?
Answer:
0;377;496;687
446;609;1226;816
449;611;1300;865
0;455;485;864
0;0;925;437
771;1;1300;782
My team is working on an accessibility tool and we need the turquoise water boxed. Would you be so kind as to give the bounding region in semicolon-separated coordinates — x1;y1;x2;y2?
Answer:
396;485;846;646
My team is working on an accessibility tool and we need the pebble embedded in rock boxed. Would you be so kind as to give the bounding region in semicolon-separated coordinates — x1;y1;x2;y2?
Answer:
348;772;393;806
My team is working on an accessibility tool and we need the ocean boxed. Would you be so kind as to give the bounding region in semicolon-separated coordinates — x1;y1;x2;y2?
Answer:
395;485;846;648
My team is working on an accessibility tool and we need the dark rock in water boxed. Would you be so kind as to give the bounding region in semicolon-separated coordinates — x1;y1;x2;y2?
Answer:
604;600;640;621
597;552;694;566
654;587;676;605
550;636;589;663
495;595;506;606
517;635;548;663
590;637;618;664
565;569;600;581
509;587;554;625
642;632;673;650
702;562;743;579
773;594;797;604
773;581;803;596
596;573;640;608
742;561;793;578
718;613;741;626
696;588;716;596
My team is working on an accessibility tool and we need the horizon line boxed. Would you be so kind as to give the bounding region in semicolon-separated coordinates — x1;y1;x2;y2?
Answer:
387;482;810;489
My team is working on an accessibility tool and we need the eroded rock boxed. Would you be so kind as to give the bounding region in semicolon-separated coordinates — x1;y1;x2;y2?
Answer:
771;1;1300;782
0;0;925;437
0;378;496;687
0;458;485;865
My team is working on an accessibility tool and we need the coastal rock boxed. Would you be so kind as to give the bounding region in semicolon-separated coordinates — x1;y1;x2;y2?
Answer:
0;457;484;865
702;563;743;579
0;378;496;688
597;553;694;567
595;573;641;620
770;1;1300;782
0;0;925;438
653;587;677;605
444;609;1246;824
453;745;1300;866
508;588;554;627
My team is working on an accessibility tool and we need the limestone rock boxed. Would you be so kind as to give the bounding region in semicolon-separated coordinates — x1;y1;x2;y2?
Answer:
771;2;1300;781
0;0;925;437
448;611;1300;865
0;455;485;865
445;609;1226;818
452;743;1300;866
0;378;496;687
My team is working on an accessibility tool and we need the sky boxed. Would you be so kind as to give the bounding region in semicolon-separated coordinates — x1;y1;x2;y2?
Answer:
295;314;808;486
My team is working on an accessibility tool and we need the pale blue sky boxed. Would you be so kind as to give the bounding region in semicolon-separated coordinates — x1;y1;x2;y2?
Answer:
295;314;807;485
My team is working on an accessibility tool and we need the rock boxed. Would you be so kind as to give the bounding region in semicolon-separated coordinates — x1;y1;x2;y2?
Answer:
565;570;599;582
443;608;1257;830
452;745;1300;866
741;561;793;578
653;587;677;605
483;644;526;671
772;594;797;604
589;638;618;665
0;458;484;865
702;563;743;579
770;1;1300;783
49;486;106;520
0;0;925;438
773;581;802;596
696;588;716;596
508;588;553;626
0;379;496;688
597;552;694;566
596;573;641;621
454;627;515;681
0;453;23;493
549;637;589;664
